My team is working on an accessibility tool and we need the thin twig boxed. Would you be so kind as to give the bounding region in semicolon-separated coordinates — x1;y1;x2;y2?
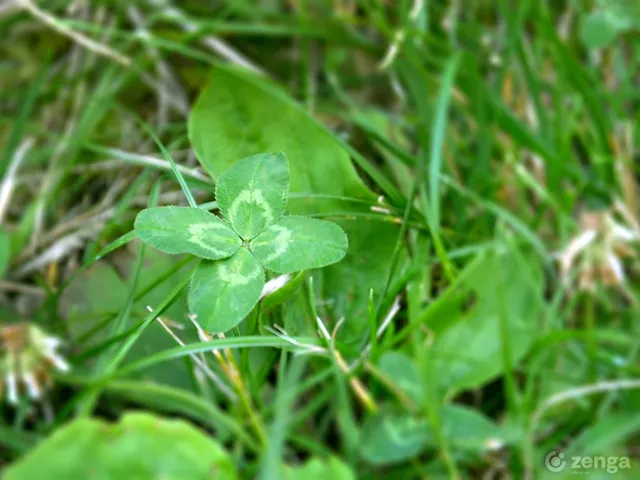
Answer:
12;223;104;279
0;280;45;295
149;307;236;401
315;316;378;413
531;378;640;428
525;378;640;474
331;318;377;412
0;137;34;224
147;0;264;75
378;0;424;70
188;315;268;445
264;325;326;356
16;0;131;66
127;6;189;118
97;148;211;183
17;207;115;263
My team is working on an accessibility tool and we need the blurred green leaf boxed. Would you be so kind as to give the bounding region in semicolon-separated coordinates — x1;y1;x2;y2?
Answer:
580;0;640;48
189;66;372;203
360;406;502;466
284;457;355;479
378;351;424;405
360;413;432;465
2;412;238;480
580;11;627;48
440;405;503;452
59;247;197;390
428;250;543;394
106;381;258;452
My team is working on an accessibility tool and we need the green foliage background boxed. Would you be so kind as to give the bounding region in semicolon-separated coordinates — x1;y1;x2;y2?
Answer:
0;1;639;478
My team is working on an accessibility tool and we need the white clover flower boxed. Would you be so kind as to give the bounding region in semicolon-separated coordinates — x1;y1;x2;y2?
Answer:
558;208;639;293
0;323;69;405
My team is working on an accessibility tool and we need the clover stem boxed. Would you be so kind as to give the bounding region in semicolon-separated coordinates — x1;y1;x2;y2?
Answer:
218;332;268;445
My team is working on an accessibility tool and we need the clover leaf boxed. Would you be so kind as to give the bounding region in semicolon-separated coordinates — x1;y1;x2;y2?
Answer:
134;206;241;260
2;412;238;479
134;152;348;332
189;248;265;333
216;151;290;239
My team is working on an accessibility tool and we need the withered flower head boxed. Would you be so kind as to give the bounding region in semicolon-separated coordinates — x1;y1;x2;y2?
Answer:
558;205;638;293
0;323;69;405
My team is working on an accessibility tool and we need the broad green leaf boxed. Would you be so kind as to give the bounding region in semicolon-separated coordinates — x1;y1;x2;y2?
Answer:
250;216;347;273
284;457;355;480
189;248;265;332
580;1;640;48
215;152;289;239
427;249;543;395
580;11;626;48
2;412;238;480
189;65;402;341
360;413;432;465
283;291;316;337
321;221;404;343
134;206;241;260
189;66;371;205
105;381;256;450
441;405;503;452
59;246;198;391
360;407;502;466
378;351;424;405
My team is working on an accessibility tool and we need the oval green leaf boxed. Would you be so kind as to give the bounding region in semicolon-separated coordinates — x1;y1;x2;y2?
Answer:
427;250;542;395
580;11;625;48
2;412;238;480
441;405;503;452
249;216;347;274
360;413;432;465
189;248;265;332
378;351;424;405
215;152;289;240
134;206;241;260
284;457;355;480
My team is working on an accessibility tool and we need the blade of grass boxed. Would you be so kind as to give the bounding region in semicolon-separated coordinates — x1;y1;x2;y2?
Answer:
428;53;461;231
0;54;49;178
125;108;198;208
258;354;307;480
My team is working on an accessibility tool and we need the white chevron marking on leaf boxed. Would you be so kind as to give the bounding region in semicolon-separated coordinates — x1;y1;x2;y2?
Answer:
228;189;274;227
262;225;291;262
188;222;234;255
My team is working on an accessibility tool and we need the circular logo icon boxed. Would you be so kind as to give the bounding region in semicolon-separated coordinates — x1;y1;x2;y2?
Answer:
545;451;566;472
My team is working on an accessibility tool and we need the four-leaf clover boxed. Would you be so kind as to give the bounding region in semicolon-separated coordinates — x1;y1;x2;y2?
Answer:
134;152;348;332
